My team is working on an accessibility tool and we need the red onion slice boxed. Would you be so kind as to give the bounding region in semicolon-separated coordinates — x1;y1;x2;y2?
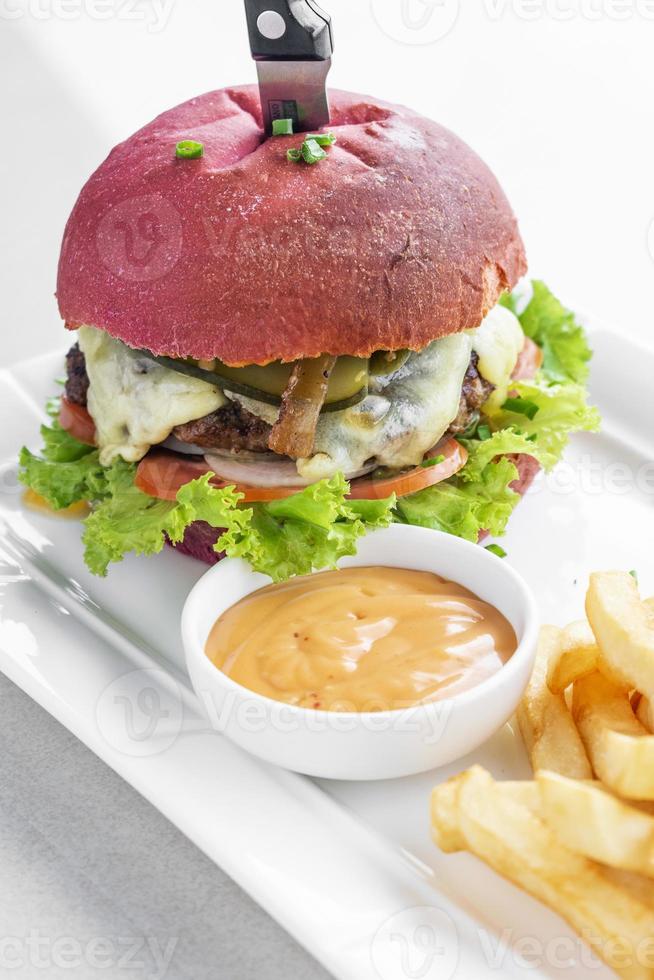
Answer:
204;453;378;488
204;453;313;488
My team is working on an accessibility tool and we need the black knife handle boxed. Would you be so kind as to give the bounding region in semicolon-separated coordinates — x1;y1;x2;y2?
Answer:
244;0;333;61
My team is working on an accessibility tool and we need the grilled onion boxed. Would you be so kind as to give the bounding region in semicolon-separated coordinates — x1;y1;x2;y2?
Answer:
268;355;337;458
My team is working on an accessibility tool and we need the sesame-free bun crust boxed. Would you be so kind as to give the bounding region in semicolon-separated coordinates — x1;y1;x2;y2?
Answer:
57;86;526;365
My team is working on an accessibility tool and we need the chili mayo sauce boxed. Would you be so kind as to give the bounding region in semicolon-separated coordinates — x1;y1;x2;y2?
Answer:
205;567;517;712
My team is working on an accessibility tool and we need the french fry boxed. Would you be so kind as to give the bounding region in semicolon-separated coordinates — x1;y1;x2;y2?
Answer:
430;575;654;974
573;672;654;800
431;766;654;980
495;775;654;818
429;776;463;852
517;626;592;779
586;572;654;700
496;780;541;813
536;770;654;877
601;867;654;912
546;619;598;694
634;695;654;733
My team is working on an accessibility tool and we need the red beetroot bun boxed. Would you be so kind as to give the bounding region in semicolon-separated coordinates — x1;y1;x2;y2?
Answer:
166;521;225;566
57;85;526;366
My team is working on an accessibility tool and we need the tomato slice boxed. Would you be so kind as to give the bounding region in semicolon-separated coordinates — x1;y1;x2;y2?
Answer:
136;452;221;501
512;336;543;381
59;397;96;445
136;439;468;504
134;451;306;503
346;438;468;500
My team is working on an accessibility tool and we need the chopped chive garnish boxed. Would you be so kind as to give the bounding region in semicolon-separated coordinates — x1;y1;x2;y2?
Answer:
421;454;445;468
501;396;540;420
175;140;204;159
486;544;508;559
305;132;337;146
286;133;336;165
476;424;492;441
301;138;327;164
629;569;639;584
272;118;294;136
526;433;538;442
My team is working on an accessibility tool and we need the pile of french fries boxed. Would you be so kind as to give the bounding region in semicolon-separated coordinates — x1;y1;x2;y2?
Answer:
431;571;654;979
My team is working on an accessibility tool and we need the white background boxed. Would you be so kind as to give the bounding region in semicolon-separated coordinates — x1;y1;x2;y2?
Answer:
1;4;653;980
2;0;654;368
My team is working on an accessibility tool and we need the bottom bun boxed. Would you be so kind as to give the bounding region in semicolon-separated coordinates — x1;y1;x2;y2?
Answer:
165;453;542;566
507;451;542;497
166;521;226;566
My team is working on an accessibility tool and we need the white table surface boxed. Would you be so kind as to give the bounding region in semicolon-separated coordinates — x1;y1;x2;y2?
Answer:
1;4;653;978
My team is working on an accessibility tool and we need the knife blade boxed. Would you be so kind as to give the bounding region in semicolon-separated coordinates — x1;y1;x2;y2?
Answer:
243;0;334;135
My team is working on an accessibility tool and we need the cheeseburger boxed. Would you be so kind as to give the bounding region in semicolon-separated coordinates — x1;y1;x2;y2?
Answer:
20;86;598;578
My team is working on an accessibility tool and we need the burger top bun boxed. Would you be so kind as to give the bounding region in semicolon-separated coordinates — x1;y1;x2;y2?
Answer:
57;86;527;365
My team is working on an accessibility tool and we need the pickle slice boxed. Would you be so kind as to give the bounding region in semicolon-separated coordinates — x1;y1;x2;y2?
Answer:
368;349;411;376
141;353;369;413
216;355;368;404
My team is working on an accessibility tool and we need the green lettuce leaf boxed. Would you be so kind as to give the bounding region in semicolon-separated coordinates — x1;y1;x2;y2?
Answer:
486;378;600;470
19;421;112;510
505;280;592;385
459;428;544;481
82;469;250;576
229;475;396;582
20;420;395;580
395;431;540;542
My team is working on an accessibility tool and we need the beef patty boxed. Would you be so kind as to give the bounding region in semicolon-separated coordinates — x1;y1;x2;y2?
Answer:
449;352;494;434
64;344;493;453
65;343;90;407
174;401;271;453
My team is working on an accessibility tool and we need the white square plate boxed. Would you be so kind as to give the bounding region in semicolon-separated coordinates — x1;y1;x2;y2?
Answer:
1;319;652;980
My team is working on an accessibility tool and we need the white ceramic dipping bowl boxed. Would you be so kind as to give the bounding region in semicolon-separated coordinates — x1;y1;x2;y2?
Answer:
182;525;539;780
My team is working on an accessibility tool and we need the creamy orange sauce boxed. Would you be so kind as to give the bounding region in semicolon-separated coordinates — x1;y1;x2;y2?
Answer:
23;489;89;519
205;567;517;712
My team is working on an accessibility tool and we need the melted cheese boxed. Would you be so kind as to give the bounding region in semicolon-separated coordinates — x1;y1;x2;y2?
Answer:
229;336;471;480
297;334;471;481
79;301;523;474
471;305;524;409
78;326;225;465
232;306;523;482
